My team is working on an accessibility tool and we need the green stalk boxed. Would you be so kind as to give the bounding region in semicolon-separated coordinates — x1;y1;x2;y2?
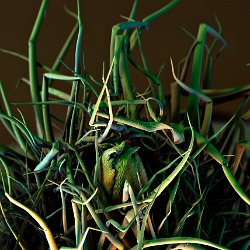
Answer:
66;183;125;250
187;24;226;123
171;82;180;122
131;237;229;250
64;0;83;143
28;0;48;137
129;0;180;52
187;24;206;123
0;157;12;195
120;47;137;118
0;81;27;151
42;76;54;142
71;201;81;247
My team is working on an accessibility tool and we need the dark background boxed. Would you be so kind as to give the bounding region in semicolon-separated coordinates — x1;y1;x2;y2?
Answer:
0;0;250;145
